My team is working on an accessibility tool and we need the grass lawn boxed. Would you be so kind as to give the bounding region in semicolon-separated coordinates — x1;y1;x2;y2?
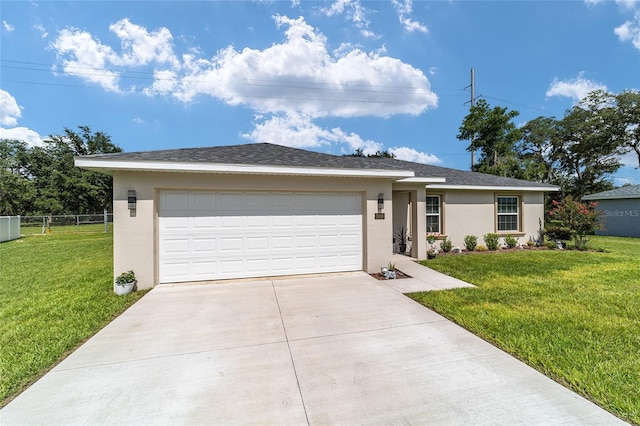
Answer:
0;228;145;406
409;236;639;424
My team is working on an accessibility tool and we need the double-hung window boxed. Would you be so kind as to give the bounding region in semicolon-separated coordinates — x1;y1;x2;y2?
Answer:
496;196;520;232
426;195;441;234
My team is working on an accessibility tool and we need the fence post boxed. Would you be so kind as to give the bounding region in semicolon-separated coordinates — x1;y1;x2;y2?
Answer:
104;209;108;233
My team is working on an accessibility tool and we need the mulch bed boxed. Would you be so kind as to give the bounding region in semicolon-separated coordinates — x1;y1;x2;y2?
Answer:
369;270;412;280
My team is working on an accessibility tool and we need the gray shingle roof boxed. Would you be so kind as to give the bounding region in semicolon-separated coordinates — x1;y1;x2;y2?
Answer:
583;184;640;200
369;157;558;188
80;142;557;189
82;142;407;171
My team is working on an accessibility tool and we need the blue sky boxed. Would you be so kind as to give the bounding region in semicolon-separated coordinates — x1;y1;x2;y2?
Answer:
1;0;639;185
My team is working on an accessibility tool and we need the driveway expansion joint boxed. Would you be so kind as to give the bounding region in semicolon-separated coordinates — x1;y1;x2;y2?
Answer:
271;280;311;426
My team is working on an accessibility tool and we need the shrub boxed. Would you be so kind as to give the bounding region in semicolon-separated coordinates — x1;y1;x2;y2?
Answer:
463;235;478;251
526;240;536;247
548;196;602;250
545;225;572;241
440;237;453;253
505;234;518;249
484;233;500;251
545;241;557;250
476;245;488;252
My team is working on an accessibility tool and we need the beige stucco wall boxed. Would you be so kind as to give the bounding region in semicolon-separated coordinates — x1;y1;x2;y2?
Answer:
113;171;395;289
392;184;428;259
428;189;546;251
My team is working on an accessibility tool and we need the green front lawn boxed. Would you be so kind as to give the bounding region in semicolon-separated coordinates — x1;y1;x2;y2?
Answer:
0;230;145;406
410;236;640;424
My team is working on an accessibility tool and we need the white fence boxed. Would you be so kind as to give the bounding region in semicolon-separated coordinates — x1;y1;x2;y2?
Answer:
0;216;21;242
21;213;113;233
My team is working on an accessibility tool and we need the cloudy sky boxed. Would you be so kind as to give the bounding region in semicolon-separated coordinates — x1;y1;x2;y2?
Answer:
1;0;638;185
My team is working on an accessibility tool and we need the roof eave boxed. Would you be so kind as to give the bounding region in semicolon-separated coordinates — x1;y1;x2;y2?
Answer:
426;184;560;192
395;177;447;184
74;158;415;179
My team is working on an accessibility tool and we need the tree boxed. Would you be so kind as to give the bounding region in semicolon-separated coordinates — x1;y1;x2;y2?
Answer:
517;116;560;184
43;126;122;214
345;148;396;158
547;196;602;250
612;90;640;168
0;140;36;215
457;99;522;176
555;91;622;199
0;126;122;215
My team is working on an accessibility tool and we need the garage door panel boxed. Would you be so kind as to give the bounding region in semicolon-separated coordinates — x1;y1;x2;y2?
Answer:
192;216;216;230
192;237;217;254
192;261;217;276
159;191;362;283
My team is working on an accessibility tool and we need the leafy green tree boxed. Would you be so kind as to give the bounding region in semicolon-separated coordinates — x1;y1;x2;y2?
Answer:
345;148;396;158
555;91;621;199
0;126;121;215
42;126;122;214
517;116;560;184
457;99;522;176
0;140;36;215
611;90;640;167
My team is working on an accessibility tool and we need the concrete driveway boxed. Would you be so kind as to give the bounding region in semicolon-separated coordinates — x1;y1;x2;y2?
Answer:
1;272;624;425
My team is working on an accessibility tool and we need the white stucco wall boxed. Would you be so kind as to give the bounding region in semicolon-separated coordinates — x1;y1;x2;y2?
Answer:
113;171;395;289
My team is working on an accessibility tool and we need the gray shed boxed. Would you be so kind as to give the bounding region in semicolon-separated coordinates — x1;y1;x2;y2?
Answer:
583;185;640;238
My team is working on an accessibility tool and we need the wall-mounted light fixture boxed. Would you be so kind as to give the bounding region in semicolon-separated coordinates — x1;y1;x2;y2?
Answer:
128;190;137;210
375;192;385;219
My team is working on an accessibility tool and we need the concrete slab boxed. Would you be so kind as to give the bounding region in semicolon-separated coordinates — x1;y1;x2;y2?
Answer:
1;272;625;425
273;274;443;340
387;258;475;293
291;323;618;425
4;343;306;425
61;280;286;369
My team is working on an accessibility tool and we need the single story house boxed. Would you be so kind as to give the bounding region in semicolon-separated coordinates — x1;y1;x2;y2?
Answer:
583;185;640;238
75;143;558;290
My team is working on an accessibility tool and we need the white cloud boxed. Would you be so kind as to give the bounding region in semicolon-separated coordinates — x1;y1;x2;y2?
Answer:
392;0;428;33
241;112;383;154
108;18;178;67
132;117;145;124
51;19;179;92
0;89;22;126
51;28;121;91
0;127;44;147
3;20;14;32
151;15;437;118
616;0;640;10
34;23;48;38
0;90;44;147
586;0;640;50
546;72;607;103
51;16;439;160
320;0;376;38
614;12;640;50
52;16;437;117
389;146;441;164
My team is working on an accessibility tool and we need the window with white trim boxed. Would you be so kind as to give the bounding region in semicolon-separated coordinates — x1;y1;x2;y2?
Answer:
496;196;520;231
426;195;441;234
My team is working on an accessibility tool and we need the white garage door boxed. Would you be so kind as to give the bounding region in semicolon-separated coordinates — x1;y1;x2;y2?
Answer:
158;190;363;283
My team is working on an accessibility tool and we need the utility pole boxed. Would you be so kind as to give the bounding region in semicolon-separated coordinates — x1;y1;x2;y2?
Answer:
464;68;476;169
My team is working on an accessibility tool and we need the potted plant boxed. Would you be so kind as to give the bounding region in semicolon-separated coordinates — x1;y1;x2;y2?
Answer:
115;270;136;296
394;226;409;254
427;234;438;258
